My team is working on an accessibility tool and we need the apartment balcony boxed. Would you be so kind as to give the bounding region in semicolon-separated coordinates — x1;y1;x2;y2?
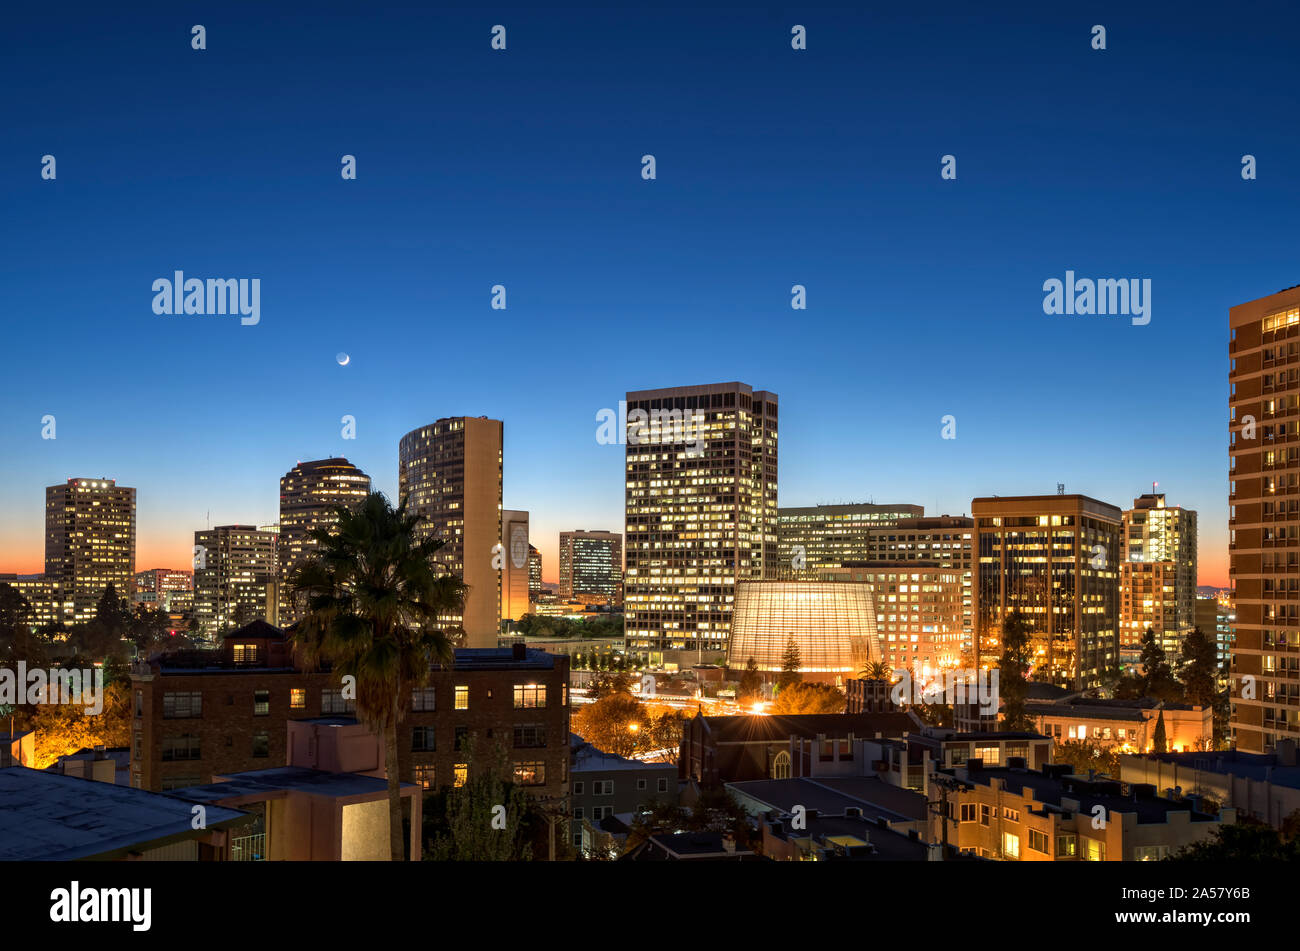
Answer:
230;833;266;861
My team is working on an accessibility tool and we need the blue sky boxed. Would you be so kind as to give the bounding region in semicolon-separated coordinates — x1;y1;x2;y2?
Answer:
4;0;1296;582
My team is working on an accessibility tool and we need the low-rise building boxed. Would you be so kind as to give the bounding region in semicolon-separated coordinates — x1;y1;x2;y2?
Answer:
1027;697;1212;753
570;734;677;855
0;766;249;860
931;760;1230;861
1118;740;1300;830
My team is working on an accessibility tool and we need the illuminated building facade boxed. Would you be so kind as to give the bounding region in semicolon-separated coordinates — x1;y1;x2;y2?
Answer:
527;545;542;602
277;458;371;623
44;477;137;622
1229;285;1300;753
725;581;880;683
558;530;623;603
398;416;503;648
867;515;975;659
624;382;777;664
193;525;279;636
501;510;531;623
818;563;963;679
133;568;194;612
0;575;76;629
1118;493;1197;666
973;494;1121;690
777;503;923;579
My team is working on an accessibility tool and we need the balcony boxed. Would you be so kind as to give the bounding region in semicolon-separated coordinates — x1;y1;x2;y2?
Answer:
230;833;265;862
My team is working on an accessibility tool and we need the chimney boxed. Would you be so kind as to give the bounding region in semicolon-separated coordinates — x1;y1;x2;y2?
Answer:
511;642;527;661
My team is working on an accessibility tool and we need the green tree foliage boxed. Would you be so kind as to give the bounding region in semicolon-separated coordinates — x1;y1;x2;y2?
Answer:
1138;628;1184;703
1152;709;1168;753
514;613;624;638
737;657;763;702
1169;817;1300;861
770;681;845;715
999;610;1035;731
291;491;466;861
777;636;802;690
1050;739;1121;777
1177;627;1219;707
425;739;535;861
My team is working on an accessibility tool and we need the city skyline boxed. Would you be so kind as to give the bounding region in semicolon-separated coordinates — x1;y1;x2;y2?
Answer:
5;5;1288;592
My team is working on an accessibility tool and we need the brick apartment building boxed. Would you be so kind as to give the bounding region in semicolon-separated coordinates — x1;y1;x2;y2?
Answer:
131;619;571;805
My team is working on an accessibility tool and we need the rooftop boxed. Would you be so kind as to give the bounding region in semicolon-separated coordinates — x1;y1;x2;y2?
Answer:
0;767;247;861
700;712;921;744
172;766;416;804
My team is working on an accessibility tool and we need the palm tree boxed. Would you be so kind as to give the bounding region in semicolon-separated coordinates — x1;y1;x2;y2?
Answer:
290;492;466;861
860;660;892;680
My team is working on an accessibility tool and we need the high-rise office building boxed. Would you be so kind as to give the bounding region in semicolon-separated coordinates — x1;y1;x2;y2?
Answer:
44;478;137;622
527;545;542;601
193;525;279;636
133;568;193;612
973;494;1122;690
818;563;963;678
624;382;777;664
1229;285;1300;752
398;417;503;648
277;458;371;623
777;503;923;578
1118;493;1197;666
501;510;531;623
867;515;975;660
558;530;623;603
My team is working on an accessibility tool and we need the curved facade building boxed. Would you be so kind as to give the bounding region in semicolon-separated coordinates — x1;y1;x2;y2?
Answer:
726;581;881;681
278;458;371;622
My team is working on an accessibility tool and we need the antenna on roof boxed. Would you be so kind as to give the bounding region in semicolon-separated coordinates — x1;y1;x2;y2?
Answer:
1057;483;1065;495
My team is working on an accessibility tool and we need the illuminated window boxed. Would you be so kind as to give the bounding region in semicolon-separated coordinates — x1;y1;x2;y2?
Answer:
454;764;468;787
1002;833;1020;859
290;688;305;709
455;685;469;710
513;684;547;708
513;761;546;786
253;690;269;716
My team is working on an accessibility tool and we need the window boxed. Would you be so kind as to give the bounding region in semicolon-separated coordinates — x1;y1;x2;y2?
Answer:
1057;834;1078;858
254;690;269;716
1002;833;1020;859
1134;845;1167;861
135;690;143;718
412;687;436;712
413;765;435;790
1029;830;1049;853
290;688;305;709
454;726;469;751
232;643;259;664
514;762;545;786
162;692;202;719
413;726;436;752
513;724;547;748
321;689;354;714
573;781;584;795
161;775;201;791
960;803;977;822
637;779;647;791
980;804;991;826
1083;838;1106;861
513;684;546;708
252;732;269;758
161;734;200;761
454;685;469;710
454;764;468;787
974;746;1001;766
657;778;668;794
772;750;792;779
592;806;612;820
573;806;585;820
594;780;613;796
1002;807;1020;822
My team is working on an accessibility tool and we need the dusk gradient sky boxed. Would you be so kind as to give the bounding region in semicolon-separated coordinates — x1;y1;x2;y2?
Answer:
5;1;1298;585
